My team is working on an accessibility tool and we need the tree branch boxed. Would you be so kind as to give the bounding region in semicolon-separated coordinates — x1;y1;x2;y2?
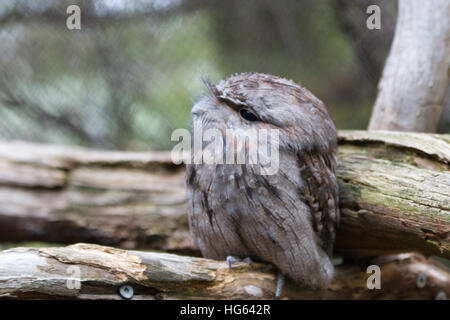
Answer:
0;243;448;299
0;131;448;258
0;0;206;27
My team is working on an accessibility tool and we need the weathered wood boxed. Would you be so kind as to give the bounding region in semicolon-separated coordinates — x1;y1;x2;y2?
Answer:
0;130;449;258
0;141;191;253
336;131;450;258
0;243;448;300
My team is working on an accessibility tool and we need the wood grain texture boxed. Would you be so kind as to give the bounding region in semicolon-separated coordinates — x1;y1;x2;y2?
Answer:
0;130;449;258
0;243;448;299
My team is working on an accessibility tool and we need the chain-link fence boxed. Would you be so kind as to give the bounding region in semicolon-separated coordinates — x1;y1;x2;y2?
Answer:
0;0;397;150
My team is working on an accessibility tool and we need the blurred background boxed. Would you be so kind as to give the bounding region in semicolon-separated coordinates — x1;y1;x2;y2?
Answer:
0;0;405;151
0;0;449;280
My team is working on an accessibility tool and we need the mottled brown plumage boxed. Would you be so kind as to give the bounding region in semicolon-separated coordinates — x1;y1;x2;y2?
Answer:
186;72;339;289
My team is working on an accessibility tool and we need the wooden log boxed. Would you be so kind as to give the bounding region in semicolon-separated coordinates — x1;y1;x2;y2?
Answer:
0;243;448;300
336;131;450;258
0;130;448;258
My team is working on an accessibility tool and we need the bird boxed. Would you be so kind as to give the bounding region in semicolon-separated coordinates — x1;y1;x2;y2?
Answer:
185;72;339;298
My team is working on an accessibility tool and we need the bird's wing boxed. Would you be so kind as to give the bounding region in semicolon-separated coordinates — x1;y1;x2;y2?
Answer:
298;151;340;256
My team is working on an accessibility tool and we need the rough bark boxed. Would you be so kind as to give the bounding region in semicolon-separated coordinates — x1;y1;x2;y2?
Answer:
0;243;448;300
0;130;449;258
368;0;450;132
438;85;450;133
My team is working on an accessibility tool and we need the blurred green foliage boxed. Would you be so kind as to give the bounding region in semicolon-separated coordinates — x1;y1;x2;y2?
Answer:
0;0;396;150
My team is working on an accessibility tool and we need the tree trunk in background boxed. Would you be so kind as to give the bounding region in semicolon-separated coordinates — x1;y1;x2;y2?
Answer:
368;0;450;132
438;86;450;133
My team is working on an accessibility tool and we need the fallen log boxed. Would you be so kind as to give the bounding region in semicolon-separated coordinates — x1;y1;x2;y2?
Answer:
0;243;448;300
0;130;449;258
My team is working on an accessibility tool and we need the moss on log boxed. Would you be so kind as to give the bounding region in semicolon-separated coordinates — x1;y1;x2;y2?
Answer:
0;130;448;258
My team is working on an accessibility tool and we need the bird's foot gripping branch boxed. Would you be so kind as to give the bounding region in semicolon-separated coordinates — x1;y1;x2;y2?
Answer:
0;130;449;299
0;243;448;299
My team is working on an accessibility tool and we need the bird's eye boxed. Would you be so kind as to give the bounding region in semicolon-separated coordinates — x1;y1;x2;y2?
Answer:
239;109;258;122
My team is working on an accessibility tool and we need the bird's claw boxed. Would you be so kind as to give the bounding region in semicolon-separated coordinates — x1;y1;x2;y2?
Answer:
226;256;253;269
242;257;253;265
274;273;285;300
